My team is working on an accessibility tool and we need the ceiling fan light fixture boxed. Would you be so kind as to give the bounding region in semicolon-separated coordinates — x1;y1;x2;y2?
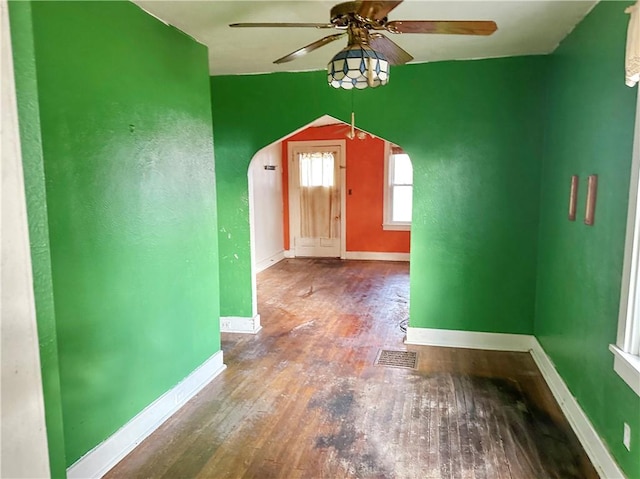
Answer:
327;45;389;90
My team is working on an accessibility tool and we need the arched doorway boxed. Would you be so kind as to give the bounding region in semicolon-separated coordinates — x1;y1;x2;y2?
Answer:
234;115;412;333
244;115;412;329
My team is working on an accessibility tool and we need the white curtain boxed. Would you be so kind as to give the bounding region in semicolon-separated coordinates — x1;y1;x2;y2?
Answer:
298;151;339;239
626;2;640;87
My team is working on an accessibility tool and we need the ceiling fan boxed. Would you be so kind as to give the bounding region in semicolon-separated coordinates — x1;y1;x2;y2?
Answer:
230;1;497;89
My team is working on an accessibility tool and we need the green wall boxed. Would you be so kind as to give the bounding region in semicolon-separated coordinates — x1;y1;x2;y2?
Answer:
211;56;545;332
11;0;637;476
536;2;640;477
9;2;67;476
23;0;221;466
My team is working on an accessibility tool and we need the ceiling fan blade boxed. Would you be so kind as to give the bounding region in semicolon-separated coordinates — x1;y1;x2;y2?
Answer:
230;22;335;29
369;33;413;65
274;33;347;64
386;20;497;35
356;1;403;21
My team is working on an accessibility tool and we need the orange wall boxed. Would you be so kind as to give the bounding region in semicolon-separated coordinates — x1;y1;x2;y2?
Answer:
282;124;410;253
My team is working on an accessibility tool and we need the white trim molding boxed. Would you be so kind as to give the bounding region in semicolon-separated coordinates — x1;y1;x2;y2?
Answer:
220;314;262;334
344;251;410;262
617;91;640;351
614;89;640;393
530;340;626;479
404;327;534;351
609;344;640;396
255;251;285;274
2;2;52;475
67;350;226;479
382;223;411;232
283;252;409;262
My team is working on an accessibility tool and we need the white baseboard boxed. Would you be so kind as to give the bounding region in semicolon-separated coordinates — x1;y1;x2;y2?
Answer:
67;350;226;479
405;327;535;351
220;314;262;334
283;251;409;262
255;251;285;273
529;339;625;479
344;251;410;262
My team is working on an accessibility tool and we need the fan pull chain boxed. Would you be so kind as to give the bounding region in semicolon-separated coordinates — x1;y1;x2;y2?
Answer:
348;111;355;140
347;90;355;140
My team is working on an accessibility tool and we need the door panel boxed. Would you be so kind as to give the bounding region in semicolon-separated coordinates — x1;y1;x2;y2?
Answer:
290;143;343;258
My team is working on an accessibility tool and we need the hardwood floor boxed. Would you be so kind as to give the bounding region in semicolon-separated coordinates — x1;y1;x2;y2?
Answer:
106;258;597;479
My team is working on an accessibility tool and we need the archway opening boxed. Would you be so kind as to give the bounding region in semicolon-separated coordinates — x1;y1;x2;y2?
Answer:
244;114;412;333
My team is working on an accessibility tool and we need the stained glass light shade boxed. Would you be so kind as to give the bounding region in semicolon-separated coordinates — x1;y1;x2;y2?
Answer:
327;45;389;90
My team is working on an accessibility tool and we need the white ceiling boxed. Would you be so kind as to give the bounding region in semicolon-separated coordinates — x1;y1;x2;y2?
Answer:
133;1;597;76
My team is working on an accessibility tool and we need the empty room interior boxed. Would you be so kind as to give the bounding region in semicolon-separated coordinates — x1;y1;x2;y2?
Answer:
3;0;640;478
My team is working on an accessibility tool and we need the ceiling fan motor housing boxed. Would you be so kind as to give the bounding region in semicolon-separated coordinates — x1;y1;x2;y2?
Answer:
330;1;389;30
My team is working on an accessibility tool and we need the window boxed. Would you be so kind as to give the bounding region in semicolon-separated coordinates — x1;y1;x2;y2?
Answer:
384;144;413;231
612;94;640;397
299;152;334;187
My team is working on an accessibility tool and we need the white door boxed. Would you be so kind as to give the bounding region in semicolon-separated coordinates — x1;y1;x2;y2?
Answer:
289;141;345;258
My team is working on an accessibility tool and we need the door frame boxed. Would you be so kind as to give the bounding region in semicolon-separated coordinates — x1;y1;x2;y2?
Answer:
288;139;347;259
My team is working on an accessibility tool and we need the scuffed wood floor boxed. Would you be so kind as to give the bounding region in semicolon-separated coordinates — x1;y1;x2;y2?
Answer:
106;259;598;479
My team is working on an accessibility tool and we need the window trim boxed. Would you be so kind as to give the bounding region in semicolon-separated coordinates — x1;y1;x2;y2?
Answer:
610;345;640;396
613;91;640;397
383;142;412;231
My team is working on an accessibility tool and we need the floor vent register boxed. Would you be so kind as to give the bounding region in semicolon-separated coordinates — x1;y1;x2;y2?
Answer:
375;349;418;369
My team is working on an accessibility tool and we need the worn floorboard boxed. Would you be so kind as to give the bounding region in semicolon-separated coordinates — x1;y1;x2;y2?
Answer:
105;258;597;479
